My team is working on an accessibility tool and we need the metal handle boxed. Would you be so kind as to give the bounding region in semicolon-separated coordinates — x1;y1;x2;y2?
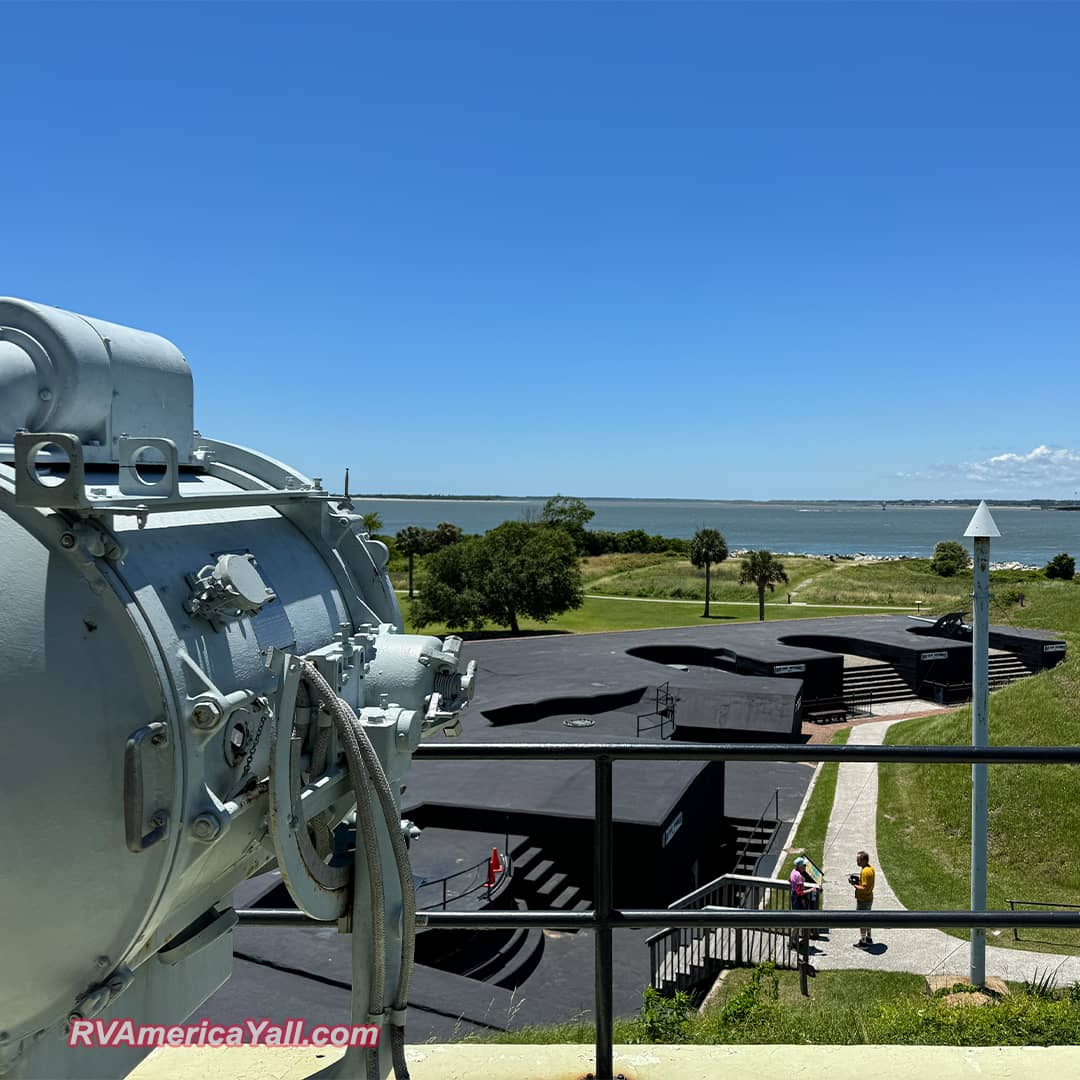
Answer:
124;722;170;852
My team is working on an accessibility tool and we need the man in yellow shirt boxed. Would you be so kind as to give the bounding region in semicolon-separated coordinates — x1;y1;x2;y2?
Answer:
852;850;876;948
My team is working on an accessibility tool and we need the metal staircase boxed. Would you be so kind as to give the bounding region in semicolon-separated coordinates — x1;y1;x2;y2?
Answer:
648;874;795;995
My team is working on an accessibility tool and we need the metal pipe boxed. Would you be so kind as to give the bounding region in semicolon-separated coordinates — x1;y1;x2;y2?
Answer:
414;742;1080;764
594;757;614;1080
386;909;1080;931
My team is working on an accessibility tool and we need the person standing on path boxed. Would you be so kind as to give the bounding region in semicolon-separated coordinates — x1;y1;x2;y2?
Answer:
788;856;820;950
852;850;875;948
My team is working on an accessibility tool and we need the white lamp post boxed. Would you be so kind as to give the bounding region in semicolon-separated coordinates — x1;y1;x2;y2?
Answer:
964;500;999;986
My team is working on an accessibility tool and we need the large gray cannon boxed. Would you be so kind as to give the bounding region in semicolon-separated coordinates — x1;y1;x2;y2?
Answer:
0;298;474;1079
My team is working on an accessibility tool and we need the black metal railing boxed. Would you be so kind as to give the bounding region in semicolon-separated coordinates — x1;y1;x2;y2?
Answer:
730;787;781;874
1007;898;1080;949
648;872;794;993
415;824;512;911
802;692;873;722
635;682;677;738
921;677;1023;705
237;741;1080;1080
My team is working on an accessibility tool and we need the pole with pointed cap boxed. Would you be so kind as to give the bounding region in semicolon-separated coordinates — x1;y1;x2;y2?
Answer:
964;500;999;986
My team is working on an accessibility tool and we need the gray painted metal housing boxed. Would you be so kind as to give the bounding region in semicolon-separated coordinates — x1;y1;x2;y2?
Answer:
0;299;474;1079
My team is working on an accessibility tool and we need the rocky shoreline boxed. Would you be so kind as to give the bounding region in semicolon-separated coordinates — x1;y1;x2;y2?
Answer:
729;549;1041;572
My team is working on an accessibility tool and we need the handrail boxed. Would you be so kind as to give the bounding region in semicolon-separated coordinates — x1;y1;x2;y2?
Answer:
635;682;677;738
238;740;1080;1080
666;872;788;911
415;824;512;911
1006;897;1080;945
730;787;781;874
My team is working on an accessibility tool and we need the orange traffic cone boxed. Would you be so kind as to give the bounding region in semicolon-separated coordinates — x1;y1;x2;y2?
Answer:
485;848;504;888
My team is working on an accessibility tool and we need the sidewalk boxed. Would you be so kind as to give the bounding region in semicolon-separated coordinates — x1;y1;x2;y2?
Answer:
812;719;1080;983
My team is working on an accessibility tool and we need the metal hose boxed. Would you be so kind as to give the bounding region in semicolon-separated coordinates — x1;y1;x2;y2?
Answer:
298;661;417;1080
299;663;385;1080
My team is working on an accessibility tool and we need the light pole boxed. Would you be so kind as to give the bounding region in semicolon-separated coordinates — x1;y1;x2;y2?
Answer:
964;500;999;986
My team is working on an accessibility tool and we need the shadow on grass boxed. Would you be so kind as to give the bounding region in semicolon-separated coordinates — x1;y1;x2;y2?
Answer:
453;629;573;641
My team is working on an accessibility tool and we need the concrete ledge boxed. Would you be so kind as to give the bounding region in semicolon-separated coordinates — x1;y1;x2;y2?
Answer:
131;1042;1080;1079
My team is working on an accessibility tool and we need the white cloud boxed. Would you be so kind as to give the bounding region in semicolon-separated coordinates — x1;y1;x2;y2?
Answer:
899;445;1080;494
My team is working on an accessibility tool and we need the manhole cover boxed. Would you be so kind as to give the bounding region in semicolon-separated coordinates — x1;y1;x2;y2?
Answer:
563;717;595;728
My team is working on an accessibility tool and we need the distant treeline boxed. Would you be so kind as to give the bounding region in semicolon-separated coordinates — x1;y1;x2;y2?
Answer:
581;529;689;556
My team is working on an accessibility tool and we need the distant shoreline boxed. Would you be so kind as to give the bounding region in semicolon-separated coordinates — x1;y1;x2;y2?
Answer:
355;495;1066;509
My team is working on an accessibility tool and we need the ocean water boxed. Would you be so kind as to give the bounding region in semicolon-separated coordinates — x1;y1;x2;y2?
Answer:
355;498;1080;568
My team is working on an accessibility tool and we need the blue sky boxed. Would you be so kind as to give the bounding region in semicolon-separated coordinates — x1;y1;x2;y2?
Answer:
2;2;1078;500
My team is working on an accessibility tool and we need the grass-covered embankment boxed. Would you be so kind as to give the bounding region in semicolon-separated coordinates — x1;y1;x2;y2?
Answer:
475;965;1080;1045
878;578;1080;954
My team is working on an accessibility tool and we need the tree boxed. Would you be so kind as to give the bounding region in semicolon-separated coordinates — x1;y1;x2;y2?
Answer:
930;540;969;577
738;550;788;622
688;528;729;618
431;521;463;549
1045;552;1076;580
412;521;583;634
540;494;595;553
408;536;490;630
360;511;383;534
395;525;435;599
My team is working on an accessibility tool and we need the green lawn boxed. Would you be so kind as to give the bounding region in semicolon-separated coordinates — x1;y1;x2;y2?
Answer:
780;728;851;880
401;596;903;637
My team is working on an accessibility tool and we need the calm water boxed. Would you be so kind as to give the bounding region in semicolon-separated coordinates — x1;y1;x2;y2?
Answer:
356;498;1080;567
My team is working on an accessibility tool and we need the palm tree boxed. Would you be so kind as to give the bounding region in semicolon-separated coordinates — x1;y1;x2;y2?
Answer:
689;528;729;618
739;550;788;621
360;511;383;534
395;525;434;599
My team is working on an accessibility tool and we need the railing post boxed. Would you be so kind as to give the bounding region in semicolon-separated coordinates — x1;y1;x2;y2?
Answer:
594;755;614;1080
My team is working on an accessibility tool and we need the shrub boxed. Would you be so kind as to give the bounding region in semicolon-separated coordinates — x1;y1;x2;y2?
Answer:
930;540;969;577
638;987;694;1043
718;963;779;1026
1045;553;1075;580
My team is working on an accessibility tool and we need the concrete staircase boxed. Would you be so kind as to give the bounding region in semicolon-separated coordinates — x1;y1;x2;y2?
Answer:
988;651;1035;688
510;841;593;915
842;661;915;705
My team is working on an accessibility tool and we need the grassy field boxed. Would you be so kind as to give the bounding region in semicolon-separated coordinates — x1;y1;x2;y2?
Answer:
582;553;827;603
400;596;904;637
397;549;1068;631
877;576;1080;954
793;558;969;610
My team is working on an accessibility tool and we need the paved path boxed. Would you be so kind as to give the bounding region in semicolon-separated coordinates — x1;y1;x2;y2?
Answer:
812;718;1080;982
583;594;917;611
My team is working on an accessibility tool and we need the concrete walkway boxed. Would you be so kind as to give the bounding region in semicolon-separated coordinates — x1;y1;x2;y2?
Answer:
813;718;1080;983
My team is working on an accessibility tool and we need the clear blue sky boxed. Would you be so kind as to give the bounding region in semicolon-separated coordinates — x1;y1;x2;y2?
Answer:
3;2;1078;500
